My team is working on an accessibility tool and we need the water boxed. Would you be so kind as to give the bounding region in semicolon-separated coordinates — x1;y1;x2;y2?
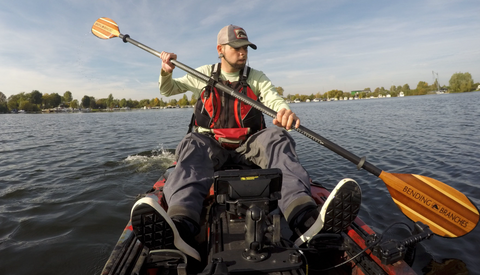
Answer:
1;92;479;274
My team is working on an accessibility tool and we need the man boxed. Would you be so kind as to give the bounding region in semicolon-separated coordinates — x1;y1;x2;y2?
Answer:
131;25;361;261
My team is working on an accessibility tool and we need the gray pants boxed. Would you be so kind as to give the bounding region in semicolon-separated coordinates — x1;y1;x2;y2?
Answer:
163;127;317;225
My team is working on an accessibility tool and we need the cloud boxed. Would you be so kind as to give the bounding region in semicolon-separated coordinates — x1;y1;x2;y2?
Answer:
0;0;479;102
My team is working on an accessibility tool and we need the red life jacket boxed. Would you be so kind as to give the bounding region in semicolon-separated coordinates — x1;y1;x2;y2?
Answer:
193;63;265;149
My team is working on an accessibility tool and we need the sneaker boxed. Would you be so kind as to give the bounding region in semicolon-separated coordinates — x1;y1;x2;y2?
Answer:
130;196;201;261
294;178;362;246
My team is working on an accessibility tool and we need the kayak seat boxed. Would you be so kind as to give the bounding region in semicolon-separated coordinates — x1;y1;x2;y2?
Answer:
213;168;282;217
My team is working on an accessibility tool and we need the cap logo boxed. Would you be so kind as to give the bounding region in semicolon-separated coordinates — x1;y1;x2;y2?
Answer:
234;28;248;40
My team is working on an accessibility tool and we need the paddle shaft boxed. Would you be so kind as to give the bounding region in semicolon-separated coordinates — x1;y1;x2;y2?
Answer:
102;28;478;238
119;33;383;176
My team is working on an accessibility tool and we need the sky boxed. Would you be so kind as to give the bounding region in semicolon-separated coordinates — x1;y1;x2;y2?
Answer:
1;0;479;102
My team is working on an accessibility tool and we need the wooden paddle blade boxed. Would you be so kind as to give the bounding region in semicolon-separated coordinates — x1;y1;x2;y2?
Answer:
379;171;479;238
91;17;120;39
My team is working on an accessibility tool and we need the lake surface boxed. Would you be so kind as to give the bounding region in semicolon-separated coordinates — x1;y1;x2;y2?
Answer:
1;92;479;274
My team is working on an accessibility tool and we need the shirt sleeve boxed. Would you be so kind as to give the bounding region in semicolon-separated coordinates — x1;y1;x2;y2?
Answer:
158;65;211;98
248;69;290;112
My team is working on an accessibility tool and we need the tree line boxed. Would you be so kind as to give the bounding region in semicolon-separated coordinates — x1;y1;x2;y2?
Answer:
78;93;198;110
0;90;198;113
284;72;478;102
1;72;477;114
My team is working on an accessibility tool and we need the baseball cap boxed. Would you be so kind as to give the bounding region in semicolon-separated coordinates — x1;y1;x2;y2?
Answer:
217;25;257;50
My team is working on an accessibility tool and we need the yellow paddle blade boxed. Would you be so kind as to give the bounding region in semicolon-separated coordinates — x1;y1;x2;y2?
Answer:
91;17;120;39
379;171;479;238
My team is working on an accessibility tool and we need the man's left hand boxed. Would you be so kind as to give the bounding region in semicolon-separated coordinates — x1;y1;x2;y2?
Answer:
273;108;300;130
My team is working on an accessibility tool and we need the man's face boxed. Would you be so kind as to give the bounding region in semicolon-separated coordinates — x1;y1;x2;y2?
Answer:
222;44;248;70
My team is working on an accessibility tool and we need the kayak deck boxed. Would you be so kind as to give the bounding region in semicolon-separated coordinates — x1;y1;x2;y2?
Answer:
102;166;419;275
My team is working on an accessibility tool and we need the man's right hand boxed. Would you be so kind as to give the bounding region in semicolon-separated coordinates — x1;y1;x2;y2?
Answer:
160;51;177;74
273;108;300;130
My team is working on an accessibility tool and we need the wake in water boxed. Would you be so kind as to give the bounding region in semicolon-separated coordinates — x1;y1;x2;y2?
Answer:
122;145;176;173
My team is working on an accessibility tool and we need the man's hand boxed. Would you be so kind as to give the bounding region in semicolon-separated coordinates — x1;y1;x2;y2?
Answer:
160;51;177;74
273;108;300;130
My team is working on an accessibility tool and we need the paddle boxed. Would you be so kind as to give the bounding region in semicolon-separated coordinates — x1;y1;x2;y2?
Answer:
92;17;479;238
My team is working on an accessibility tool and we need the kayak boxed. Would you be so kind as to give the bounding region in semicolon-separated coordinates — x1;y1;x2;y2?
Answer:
101;155;427;275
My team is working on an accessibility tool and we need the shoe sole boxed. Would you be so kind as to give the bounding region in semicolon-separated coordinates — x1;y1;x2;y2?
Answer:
295;178;362;246
131;196;201;261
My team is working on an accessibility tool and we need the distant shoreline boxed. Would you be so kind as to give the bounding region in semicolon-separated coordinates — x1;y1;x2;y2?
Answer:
3;91;479;115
